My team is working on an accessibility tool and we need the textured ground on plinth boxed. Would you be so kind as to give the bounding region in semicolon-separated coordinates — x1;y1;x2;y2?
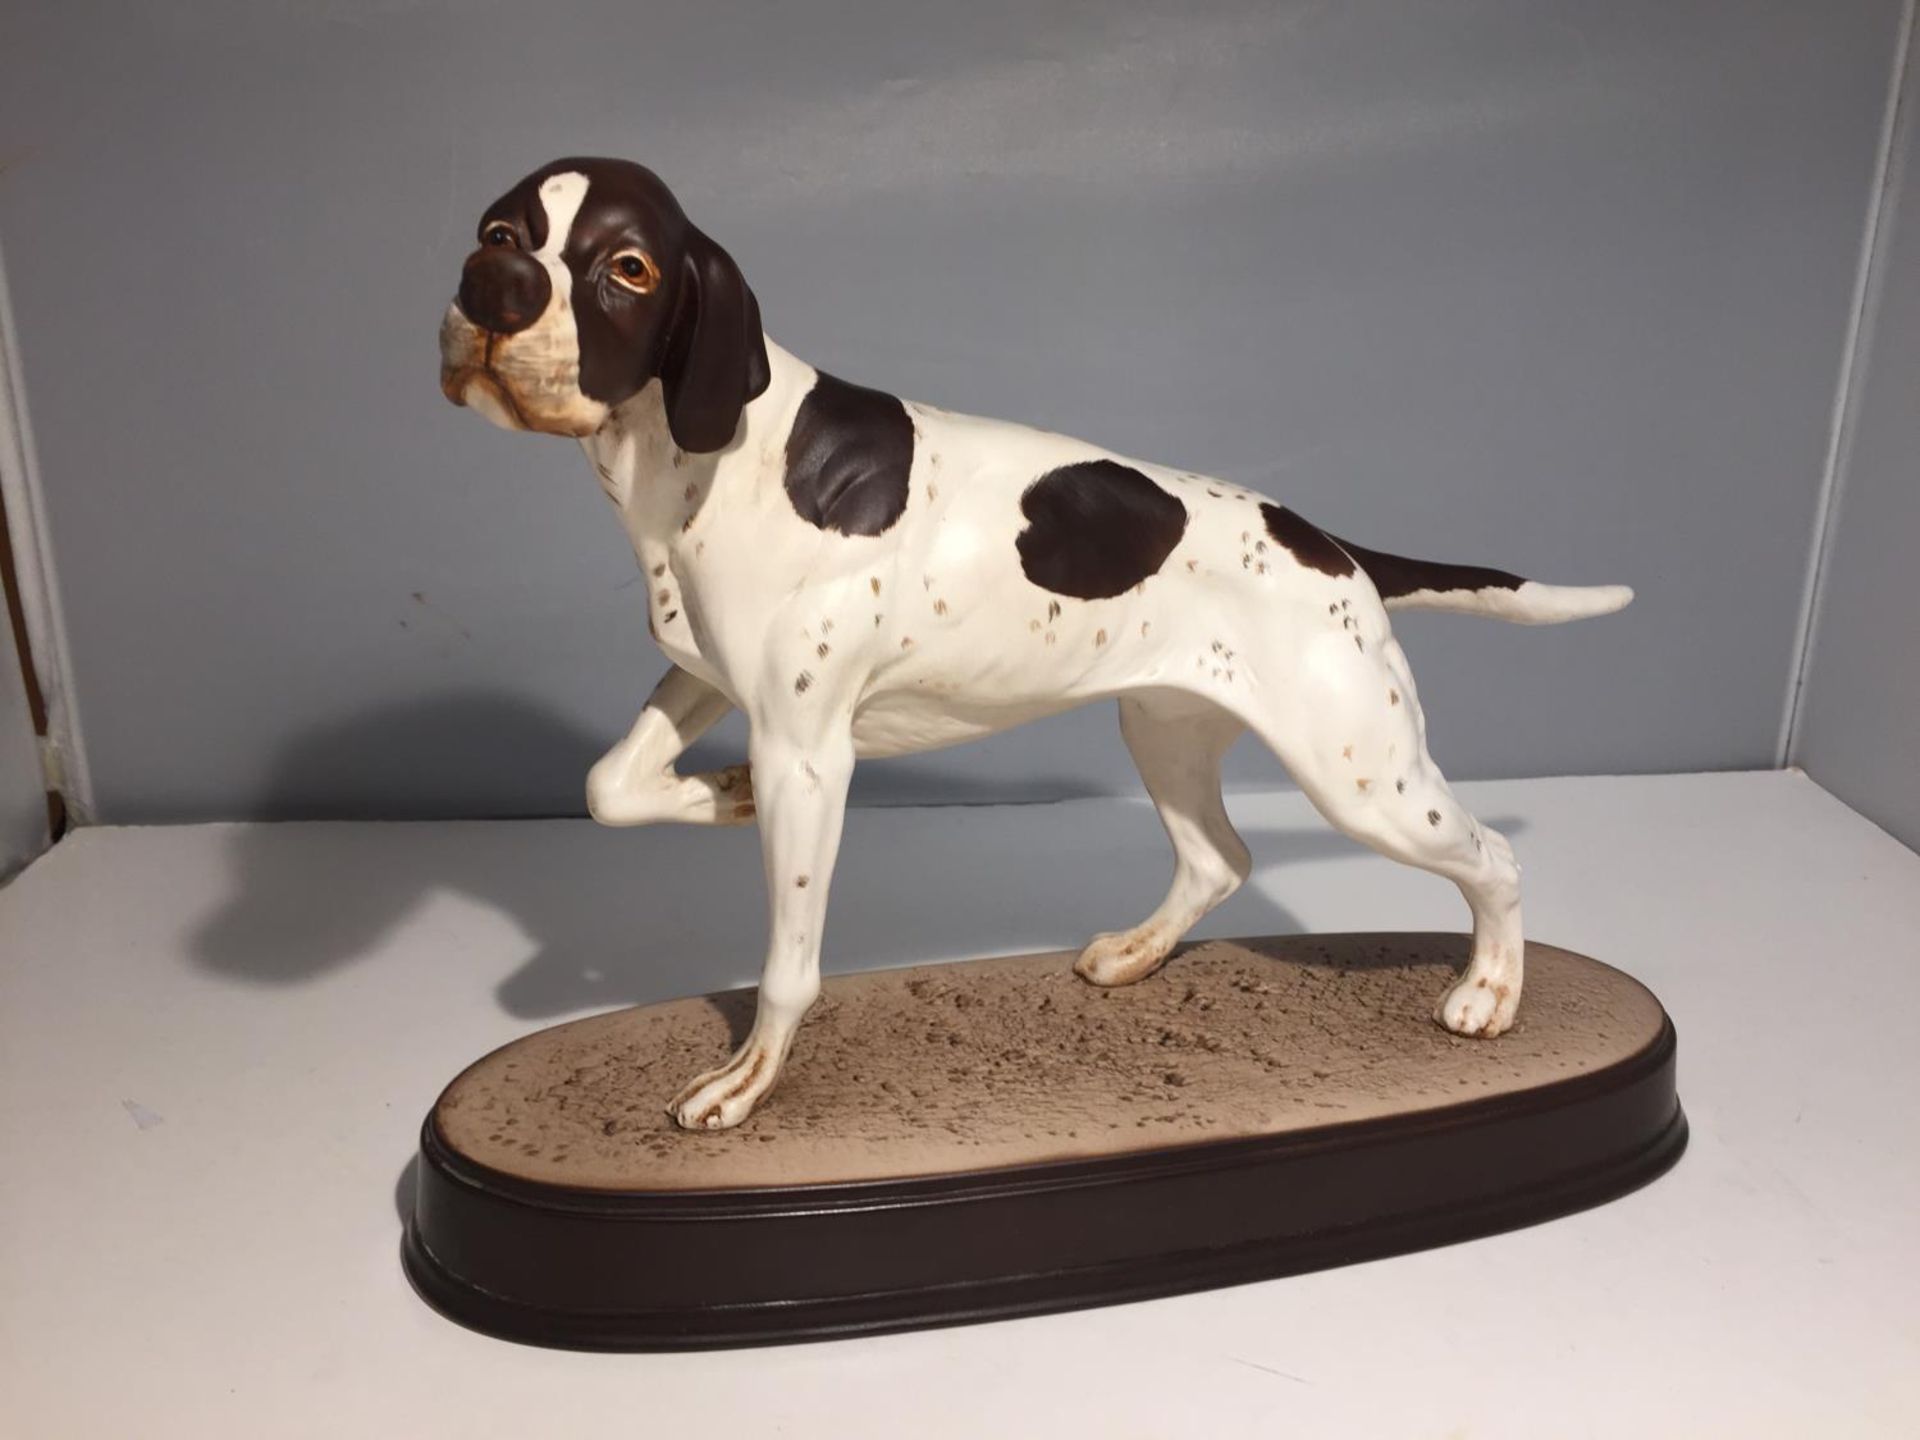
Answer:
434;933;1663;1190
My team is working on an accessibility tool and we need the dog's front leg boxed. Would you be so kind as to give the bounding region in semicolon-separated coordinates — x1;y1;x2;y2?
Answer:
586;665;754;826
668;720;855;1130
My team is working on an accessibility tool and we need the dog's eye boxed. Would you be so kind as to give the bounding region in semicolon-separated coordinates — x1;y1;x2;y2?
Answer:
609;249;660;294
482;224;516;248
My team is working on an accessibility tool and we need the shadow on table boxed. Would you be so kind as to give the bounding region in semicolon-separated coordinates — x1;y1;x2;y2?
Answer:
188;689;1523;1024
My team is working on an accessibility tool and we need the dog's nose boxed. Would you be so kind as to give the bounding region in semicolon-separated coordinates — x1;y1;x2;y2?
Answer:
457;249;553;336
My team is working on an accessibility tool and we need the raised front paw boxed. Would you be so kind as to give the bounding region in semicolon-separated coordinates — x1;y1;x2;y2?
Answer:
707;763;756;824
668;1043;780;1131
1434;973;1519;1038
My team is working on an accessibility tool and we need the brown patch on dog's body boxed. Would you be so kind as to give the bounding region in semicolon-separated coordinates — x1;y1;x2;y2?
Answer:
782;372;914;536
1016;460;1187;600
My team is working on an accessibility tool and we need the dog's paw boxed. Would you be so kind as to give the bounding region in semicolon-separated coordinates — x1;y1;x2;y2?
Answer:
668;1048;776;1131
1074;925;1175;988
1433;973;1519;1038
706;764;756;825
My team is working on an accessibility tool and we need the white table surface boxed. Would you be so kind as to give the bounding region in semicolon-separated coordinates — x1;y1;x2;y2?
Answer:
2;770;1915;1438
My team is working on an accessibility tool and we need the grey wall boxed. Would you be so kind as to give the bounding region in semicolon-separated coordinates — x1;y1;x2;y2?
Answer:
1794;15;1920;852
0;0;1905;821
0;611;44;880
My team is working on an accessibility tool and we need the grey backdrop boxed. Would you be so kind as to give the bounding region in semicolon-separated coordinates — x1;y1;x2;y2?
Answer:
1795;13;1920;853
0;0;1906;821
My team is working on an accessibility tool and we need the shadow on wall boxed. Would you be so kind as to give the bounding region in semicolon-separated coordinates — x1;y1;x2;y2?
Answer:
189;687;1519;1023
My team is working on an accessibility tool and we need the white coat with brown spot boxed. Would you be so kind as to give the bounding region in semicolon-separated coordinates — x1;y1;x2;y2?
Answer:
441;159;1632;1130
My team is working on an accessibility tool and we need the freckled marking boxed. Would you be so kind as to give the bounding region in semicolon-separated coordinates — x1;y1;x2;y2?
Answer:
1341;599;1350;610
874;613;883;626
801;760;820;785
1389;689;1400;705
900;636;913;649
1047;599;1062;621
923;576;934;590
795;671;813;694
871;576;882;595
681;515;695;532
1328;603;1338;615
1016;460;1188;599
1427;809;1442;826
1354;635;1365;652
1207;488;1222;497
1186;558;1198;572
1141;621;1151;637
683;483;697;502
816;641;830;657
821;618;834;633
1396;778;1407;794
1356;778;1372;793
933;598;949;615
1045;631;1056;645
1029;619;1042;633
1095;628;1107;646
656;589;671;605
1255;541;1267;553
783;372;914;536
651;563;666;579
795;875;810;888
1341;745;1353;761
695;540;706;556
663;609;677;623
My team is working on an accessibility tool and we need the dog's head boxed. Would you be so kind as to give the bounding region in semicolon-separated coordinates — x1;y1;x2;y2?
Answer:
439;158;769;451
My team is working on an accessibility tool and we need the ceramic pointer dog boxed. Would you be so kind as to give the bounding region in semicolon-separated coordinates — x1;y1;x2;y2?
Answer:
439;158;1632;1131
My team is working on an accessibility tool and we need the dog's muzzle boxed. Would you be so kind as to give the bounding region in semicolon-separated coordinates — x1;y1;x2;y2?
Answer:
457;249;551;336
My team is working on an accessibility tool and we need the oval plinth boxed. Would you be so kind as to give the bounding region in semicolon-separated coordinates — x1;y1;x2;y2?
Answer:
403;933;1685;1349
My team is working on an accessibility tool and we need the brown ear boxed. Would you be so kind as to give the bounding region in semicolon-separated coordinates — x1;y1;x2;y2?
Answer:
660;225;770;453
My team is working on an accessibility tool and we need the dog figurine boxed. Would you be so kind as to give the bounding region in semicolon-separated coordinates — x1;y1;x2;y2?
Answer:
439;158;1632;1131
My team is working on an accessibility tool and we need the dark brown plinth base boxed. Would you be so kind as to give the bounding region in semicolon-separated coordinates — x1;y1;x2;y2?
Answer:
404;934;1685;1349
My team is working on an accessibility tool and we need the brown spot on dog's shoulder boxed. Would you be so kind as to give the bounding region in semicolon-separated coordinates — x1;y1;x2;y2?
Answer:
795;671;813;694
1016;460;1188;600
1260;504;1355;579
783;372;914;536
1427;809;1442;826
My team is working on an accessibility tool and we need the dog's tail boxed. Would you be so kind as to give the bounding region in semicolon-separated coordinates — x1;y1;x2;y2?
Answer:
1325;528;1633;626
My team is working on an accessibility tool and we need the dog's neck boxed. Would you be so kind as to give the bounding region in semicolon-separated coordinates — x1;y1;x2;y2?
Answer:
580;337;814;514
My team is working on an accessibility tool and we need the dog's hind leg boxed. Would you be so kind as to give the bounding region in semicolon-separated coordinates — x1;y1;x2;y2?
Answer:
586;665;756;826
1075;694;1251;987
1236;629;1524;1037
